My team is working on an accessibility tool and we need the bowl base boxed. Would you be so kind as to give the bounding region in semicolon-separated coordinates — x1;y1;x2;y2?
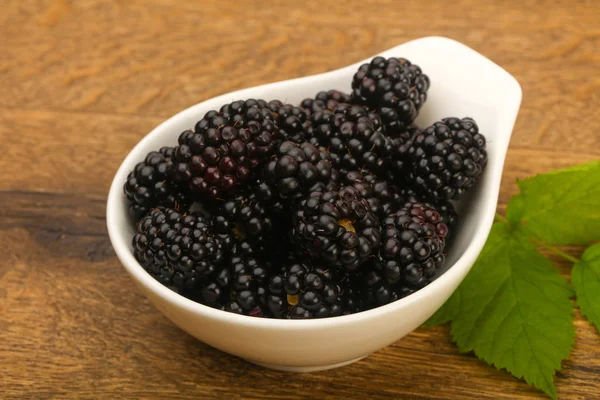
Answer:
247;356;366;372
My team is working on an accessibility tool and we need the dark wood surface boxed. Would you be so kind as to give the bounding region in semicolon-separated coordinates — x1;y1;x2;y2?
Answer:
2;0;600;398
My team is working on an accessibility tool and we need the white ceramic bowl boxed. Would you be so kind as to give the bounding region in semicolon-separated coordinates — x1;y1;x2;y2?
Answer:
107;36;522;372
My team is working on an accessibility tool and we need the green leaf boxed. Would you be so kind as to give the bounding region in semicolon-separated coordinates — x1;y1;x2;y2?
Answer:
507;160;600;245
572;243;600;334
449;223;575;399
424;223;509;327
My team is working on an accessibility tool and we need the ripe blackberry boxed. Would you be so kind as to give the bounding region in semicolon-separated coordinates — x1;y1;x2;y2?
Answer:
262;141;336;200
277;258;347;319
351;56;430;126
193;239;274;317
123;147;191;220
267;100;310;144
210;189;291;269
211;193;275;243
306;103;391;173
132;208;227;293
400;187;458;233
171;99;279;201
293;186;381;271
348;265;417;311
386;139;412;182
380;202;448;289
409;117;487;201
389;123;420;144
341;169;403;219
300;89;351;115
227;240;274;316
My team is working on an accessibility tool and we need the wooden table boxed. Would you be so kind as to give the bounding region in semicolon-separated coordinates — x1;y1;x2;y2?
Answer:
2;1;599;398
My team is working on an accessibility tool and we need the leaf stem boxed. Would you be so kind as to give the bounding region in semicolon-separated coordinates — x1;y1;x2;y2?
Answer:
532;239;580;264
495;213;509;224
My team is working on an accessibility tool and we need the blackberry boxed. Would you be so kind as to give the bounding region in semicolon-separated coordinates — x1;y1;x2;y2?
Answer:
278;258;347;319
194;239;273;317
227;240;274;316
211;193;275;243
267;100;311;143
400;187;458;233
210;190;291;268
349;265;417;311
172;99;279;201
387;138;413;184
293;186;381;270
390;123;420;144
262;141;336;200
132;208;227;293
300;89;351;115
306;103;391;173
123;147;191;220
408;117;487;201
380;201;448;289
351;56;430;127
341;169;403;219
252;179;296;222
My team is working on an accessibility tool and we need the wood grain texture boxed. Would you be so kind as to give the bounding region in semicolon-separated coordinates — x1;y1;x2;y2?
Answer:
1;0;599;398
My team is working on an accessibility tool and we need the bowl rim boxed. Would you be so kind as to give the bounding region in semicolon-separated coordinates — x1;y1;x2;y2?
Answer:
106;36;522;329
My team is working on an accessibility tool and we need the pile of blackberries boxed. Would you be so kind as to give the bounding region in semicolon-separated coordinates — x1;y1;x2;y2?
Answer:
124;56;487;318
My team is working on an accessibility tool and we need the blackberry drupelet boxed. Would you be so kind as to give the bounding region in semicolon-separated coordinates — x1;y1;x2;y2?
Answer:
351;56;430;127
171;99;280;201
306;103;391;173
267;100;311;144
341;169;403;219
409;117;487;201
293;186;381;271
132;208;227;293
300;89;351;115
380;201;448;289
123;147;191;220
262;141;336;200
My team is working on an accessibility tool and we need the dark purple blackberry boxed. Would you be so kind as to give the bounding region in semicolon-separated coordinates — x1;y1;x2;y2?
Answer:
123;147;191;220
306;103;391;173
408;117;487;201
262;141;336;200
293;186;381;271
211;193;274;243
400;187;458;233
351;56;430;126
349;265;416;311
300;89;351;115
171;99;280;201
390;123;420;144
386;138;413;183
210;190;292;269
341;169;403;219
132;208;227;293
193;239;274;317
227;240;274;316
380;202;448;289
267;100;311;144
264;257;351;319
